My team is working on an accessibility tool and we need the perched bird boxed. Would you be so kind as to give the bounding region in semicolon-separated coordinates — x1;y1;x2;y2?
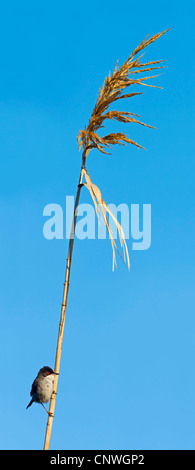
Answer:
26;366;59;416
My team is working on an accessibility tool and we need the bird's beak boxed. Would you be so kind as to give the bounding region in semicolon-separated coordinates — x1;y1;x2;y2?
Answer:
54;372;59;375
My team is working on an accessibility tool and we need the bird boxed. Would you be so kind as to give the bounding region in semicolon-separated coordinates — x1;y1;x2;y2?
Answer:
26;366;59;416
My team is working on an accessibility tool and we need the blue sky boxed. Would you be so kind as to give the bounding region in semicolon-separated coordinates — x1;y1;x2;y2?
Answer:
0;0;194;450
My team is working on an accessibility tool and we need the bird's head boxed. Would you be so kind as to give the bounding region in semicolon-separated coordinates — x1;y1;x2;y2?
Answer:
39;366;59;377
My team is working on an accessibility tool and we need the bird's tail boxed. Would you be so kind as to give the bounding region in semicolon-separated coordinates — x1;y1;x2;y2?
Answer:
26;399;34;409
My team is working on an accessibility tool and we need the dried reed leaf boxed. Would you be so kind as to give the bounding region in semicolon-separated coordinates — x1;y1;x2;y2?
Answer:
83;168;130;271
77;29;169;157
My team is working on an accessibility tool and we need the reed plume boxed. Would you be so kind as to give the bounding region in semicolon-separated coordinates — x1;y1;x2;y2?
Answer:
43;29;169;450
78;29;169;155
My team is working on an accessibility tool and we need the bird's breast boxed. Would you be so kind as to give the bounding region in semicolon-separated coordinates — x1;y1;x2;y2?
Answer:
35;374;54;404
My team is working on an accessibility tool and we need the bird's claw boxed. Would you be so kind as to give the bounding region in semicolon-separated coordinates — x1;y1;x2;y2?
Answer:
46;409;54;417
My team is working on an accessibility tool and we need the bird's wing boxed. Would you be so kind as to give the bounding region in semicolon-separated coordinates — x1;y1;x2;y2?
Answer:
30;377;38;397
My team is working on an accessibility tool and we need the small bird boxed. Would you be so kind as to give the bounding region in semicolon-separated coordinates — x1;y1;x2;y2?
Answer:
26;366;59;416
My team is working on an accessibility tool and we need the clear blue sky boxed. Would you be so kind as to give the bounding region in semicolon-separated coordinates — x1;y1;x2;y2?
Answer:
0;0;194;450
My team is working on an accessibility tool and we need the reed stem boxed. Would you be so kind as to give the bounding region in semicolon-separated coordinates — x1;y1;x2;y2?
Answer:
43;154;87;450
